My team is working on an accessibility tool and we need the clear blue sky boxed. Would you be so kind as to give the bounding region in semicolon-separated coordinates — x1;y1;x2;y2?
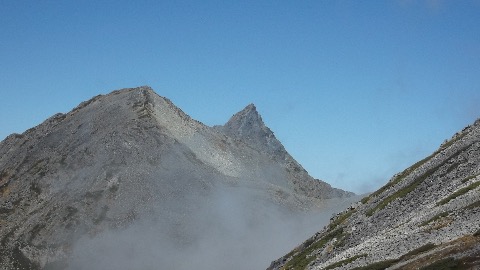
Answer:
1;1;480;193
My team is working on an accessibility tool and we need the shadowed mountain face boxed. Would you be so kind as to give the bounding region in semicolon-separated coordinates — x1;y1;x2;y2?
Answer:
269;119;480;270
0;86;354;269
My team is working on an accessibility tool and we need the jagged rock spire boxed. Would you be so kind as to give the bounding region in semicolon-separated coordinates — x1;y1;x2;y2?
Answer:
224;103;264;136
222;103;286;159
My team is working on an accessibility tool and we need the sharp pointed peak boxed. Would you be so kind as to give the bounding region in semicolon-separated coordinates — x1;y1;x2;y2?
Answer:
226;103;264;127
221;103;287;157
233;103;259;117
244;103;257;111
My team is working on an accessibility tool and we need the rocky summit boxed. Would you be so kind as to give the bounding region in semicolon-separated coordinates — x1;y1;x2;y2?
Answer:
0;86;354;270
269;119;480;269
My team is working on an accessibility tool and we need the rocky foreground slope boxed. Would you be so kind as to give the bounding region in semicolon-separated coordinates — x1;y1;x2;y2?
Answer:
269;120;480;269
0;86;353;269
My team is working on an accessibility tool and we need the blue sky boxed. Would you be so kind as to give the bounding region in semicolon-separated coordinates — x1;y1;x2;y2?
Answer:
1;1;480;193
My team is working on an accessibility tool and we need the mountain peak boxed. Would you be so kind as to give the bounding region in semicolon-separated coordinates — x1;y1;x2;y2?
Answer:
243;103;257;112
101;86;200;126
0;86;355;269
230;103;261;124
224;103;263;131
222;104;286;158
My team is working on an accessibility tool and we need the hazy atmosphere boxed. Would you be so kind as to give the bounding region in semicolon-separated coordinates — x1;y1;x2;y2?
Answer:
2;0;480;193
68;186;358;270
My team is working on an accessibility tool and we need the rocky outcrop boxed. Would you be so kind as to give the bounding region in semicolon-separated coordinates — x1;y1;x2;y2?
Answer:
269;119;480;269
0;86;353;269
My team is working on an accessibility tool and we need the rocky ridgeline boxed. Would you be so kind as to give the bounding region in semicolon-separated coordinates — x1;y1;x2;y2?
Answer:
0;86;353;269
269;119;480;269
216;104;352;200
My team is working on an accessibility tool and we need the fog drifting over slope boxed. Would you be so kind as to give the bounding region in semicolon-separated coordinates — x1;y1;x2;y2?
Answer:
68;186;359;270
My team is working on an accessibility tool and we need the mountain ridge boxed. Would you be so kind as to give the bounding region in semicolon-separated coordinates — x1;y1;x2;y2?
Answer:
269;118;480;270
0;86;354;269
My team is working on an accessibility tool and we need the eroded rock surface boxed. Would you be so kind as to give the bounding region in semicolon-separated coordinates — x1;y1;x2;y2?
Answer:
269;120;480;270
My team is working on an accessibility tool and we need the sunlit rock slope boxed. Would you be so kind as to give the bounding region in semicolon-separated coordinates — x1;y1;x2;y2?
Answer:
0;86;353;269
269;119;480;270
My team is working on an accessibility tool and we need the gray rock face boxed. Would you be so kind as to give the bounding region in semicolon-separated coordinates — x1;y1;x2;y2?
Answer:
221;103;285;158
269;119;480;269
0;86;353;269
217;103;353;200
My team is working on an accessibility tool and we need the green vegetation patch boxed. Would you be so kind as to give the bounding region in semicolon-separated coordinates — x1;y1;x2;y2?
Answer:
363;133;468;205
365;136;461;202
444;162;460;175
283;228;344;270
366;155;430;203
366;166;433;216
420;212;449;227
351;259;399;270
403;243;436;258
28;158;49;176
360;195;369;204
351;243;436;270
334;232;350;248
333;237;437;270
440;132;468;150
465;200;480;210
461;174;479;183
324;254;367;270
329;210;355;230
437;181;480;206
367;145;471;216
419;257;461;270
